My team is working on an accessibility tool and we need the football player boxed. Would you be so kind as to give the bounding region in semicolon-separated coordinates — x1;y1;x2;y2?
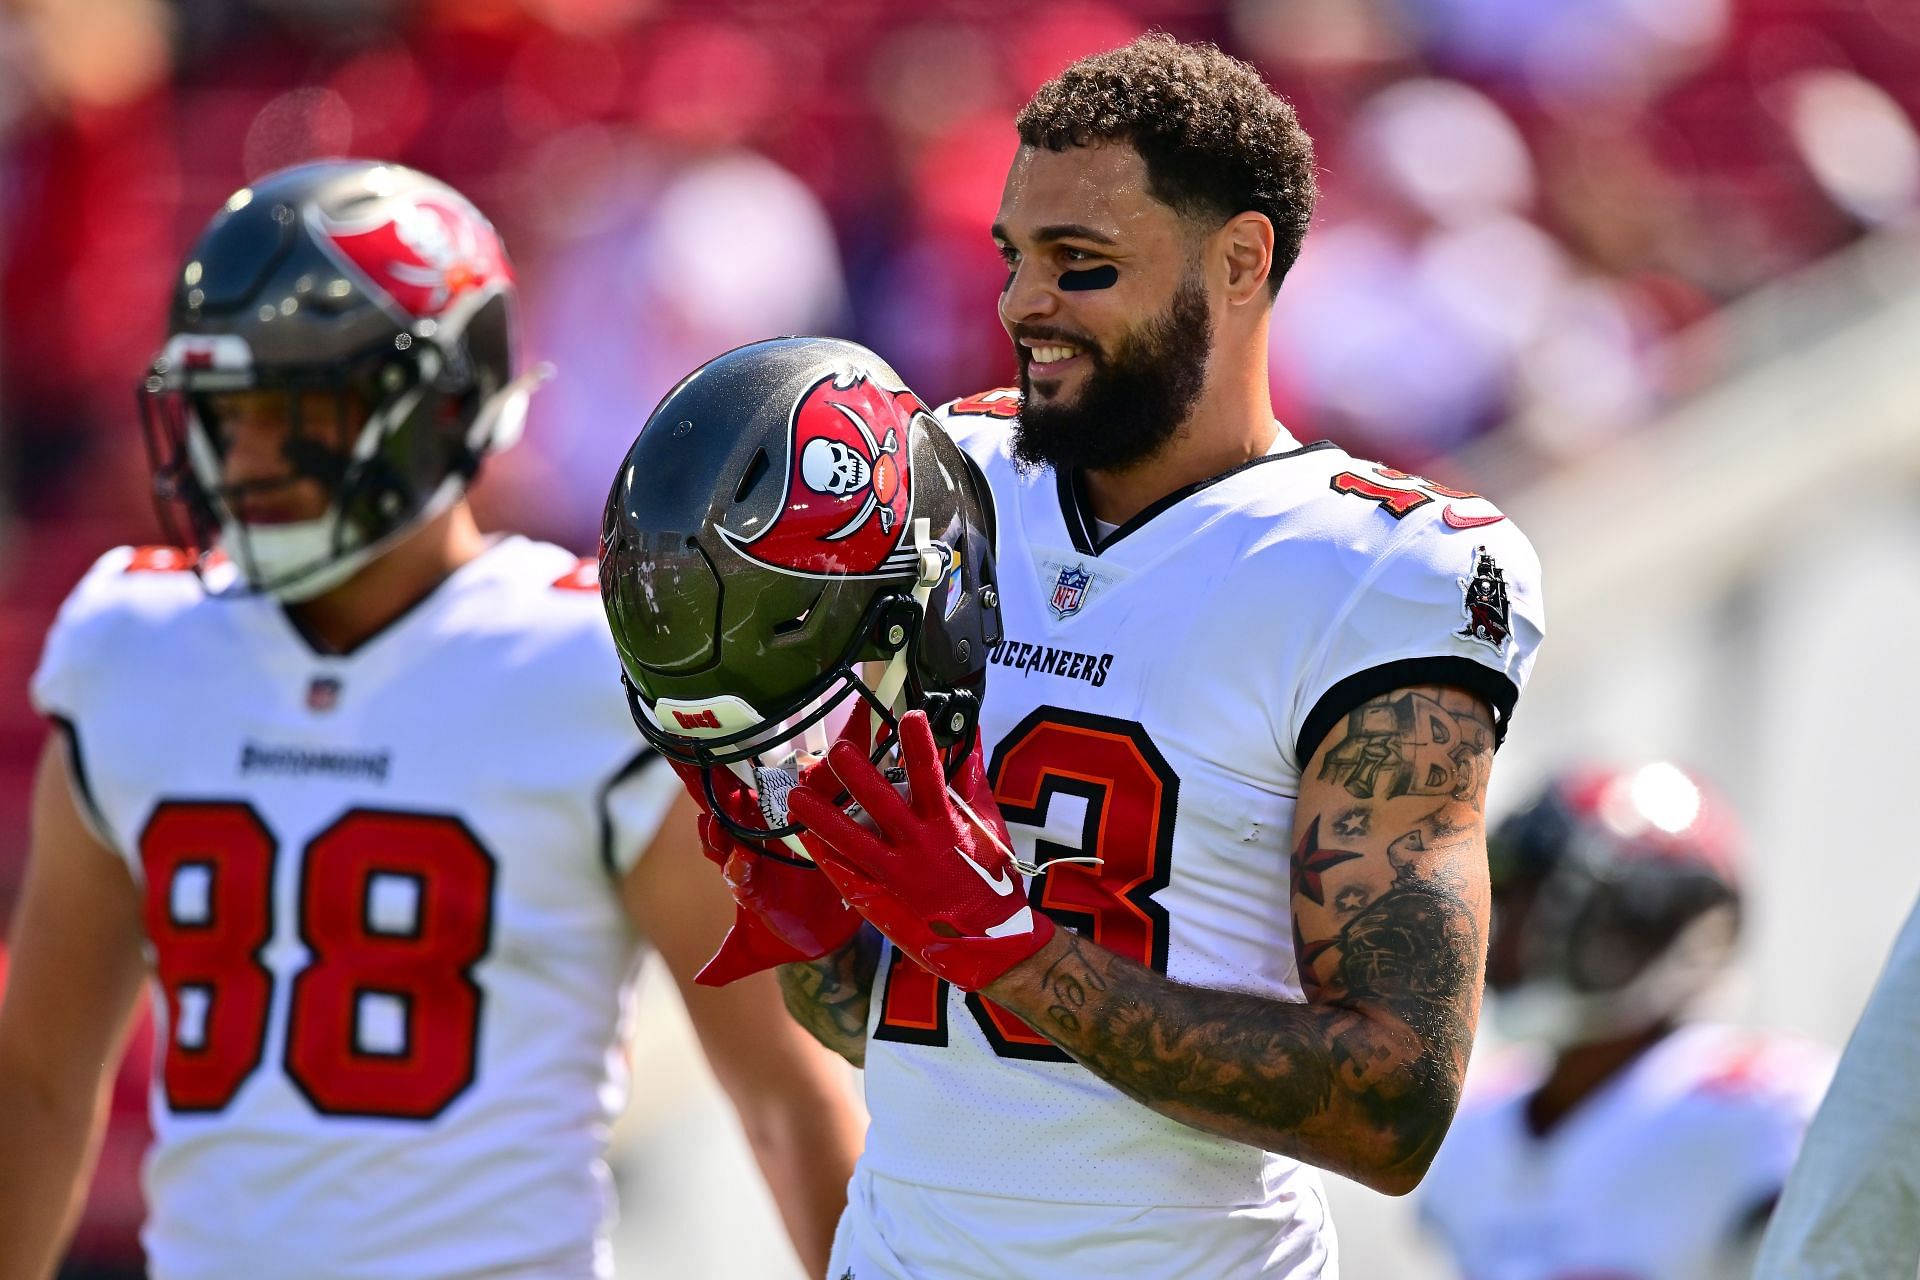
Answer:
601;35;1546;1277
1421;763;1834;1280
0;161;861;1280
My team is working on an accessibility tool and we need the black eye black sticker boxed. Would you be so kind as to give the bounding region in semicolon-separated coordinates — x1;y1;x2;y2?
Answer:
1058;264;1118;291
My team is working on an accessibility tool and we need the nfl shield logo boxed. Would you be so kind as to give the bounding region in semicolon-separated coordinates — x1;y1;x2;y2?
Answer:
306;676;342;712
1049;564;1092;619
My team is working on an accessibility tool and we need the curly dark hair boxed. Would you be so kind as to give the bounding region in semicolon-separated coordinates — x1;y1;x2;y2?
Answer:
1016;34;1318;293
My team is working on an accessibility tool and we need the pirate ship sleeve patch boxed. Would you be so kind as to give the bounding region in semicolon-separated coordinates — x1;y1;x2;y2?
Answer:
1457;545;1512;654
1288;507;1545;769
716;369;923;579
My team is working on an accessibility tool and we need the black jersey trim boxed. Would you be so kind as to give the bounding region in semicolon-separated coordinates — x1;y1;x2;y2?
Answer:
597;745;660;878
50;715;114;847
1056;441;1340;557
1297;656;1519;769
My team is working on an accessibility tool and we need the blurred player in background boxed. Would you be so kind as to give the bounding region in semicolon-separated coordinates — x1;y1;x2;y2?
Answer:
604;36;1546;1277
1754;893;1920;1278
1421;762;1833;1280
0;160;861;1280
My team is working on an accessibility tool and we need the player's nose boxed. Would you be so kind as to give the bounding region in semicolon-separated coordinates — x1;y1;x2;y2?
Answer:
218;406;296;486
999;258;1060;330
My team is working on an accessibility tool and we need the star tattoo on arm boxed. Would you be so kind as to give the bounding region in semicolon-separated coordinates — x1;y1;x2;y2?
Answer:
1291;817;1364;907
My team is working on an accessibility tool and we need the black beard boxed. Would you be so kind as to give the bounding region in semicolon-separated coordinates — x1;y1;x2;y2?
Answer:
1012;278;1213;475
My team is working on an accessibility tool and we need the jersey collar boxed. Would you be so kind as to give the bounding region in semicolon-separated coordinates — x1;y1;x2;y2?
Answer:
1054;428;1332;557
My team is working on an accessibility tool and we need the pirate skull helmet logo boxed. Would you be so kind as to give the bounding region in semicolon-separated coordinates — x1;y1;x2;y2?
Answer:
802;437;871;498
718;365;921;577
312;190;511;320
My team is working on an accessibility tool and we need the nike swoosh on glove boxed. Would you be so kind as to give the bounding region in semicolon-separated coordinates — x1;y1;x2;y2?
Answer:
786;710;1054;993
669;761;862;987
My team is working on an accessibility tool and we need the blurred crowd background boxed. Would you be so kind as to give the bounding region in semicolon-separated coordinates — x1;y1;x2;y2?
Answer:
3;0;1919;1275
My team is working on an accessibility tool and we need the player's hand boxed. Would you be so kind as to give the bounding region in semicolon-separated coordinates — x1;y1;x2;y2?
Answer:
787;711;1054;993
669;761;862;987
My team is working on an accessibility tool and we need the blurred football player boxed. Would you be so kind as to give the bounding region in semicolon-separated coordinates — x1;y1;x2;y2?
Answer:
0;160;861;1280
1421;763;1834;1280
602;35;1546;1277
1754;893;1920;1278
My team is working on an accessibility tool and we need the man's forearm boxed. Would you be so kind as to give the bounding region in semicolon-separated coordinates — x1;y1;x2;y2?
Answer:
729;1072;864;1276
985;917;1472;1194
776;925;882;1067
0;1060;112;1280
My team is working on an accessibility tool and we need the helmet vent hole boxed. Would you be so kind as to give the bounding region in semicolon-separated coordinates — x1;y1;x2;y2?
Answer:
772;594;820;637
734;448;770;504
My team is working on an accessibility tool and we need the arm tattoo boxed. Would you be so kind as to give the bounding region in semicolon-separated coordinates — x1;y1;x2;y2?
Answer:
989;683;1495;1190
1318;688;1493;807
1315;873;1478;1134
1296;685;1491;1172
776;926;881;1068
1024;867;1479;1179
1037;930;1337;1132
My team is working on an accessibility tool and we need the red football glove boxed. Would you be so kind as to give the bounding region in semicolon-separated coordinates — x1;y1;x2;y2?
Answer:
668;761;862;987
786;710;1054;993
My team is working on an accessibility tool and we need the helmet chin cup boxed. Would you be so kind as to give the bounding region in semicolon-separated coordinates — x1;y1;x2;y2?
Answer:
223;513;371;603
1491;982;1623;1050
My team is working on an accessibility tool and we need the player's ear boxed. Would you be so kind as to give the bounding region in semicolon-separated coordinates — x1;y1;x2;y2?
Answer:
1215;211;1274;306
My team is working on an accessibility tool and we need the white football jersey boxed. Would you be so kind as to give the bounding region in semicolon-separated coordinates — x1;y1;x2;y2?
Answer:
31;537;678;1280
1420;1024;1835;1280
848;394;1544;1268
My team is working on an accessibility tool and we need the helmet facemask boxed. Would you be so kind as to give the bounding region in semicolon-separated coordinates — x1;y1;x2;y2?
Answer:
148;345;426;597
627;519;980;856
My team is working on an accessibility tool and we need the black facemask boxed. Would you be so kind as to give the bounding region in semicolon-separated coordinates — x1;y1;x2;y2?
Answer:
1012;274;1213;475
